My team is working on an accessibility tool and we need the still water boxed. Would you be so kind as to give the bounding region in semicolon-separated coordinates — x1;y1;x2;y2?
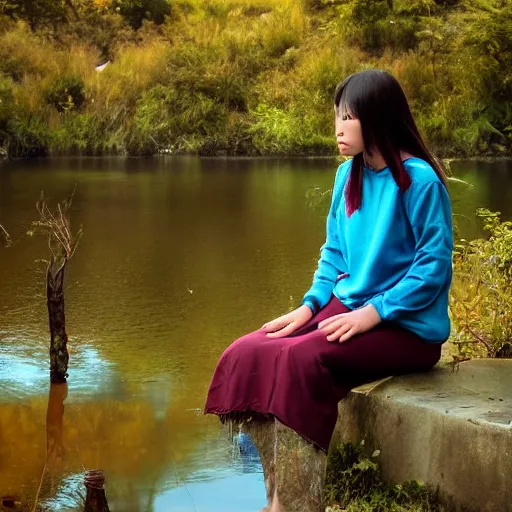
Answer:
0;157;511;511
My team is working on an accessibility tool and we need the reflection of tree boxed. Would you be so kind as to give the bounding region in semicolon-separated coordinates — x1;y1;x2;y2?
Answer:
21;384;113;512
32;383;69;511
0;394;207;511
46;383;68;471
84;471;110;512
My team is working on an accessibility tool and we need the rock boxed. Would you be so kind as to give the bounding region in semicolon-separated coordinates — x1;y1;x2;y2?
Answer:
332;359;512;512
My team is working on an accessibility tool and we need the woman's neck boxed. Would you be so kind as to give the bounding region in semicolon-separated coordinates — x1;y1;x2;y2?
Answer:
363;150;414;171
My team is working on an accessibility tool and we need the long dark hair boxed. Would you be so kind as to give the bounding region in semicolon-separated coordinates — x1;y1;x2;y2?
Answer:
334;69;446;216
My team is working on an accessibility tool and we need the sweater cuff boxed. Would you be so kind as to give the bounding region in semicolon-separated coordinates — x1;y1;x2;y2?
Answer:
365;295;386;321
302;297;321;315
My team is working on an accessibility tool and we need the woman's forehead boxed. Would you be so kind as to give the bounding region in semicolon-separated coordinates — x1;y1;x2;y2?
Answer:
335;101;354;116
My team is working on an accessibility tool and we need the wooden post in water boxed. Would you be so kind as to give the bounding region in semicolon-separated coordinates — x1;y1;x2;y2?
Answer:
31;190;82;383
84;470;110;512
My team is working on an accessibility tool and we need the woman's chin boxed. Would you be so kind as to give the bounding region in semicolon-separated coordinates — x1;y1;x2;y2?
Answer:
339;146;354;156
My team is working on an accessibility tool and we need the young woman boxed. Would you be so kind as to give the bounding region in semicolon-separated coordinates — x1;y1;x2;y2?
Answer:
205;69;453;512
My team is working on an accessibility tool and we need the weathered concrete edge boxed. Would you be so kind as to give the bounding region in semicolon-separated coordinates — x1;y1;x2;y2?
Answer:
331;371;512;512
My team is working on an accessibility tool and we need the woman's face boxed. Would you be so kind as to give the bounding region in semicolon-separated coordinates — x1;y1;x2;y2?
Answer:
334;105;364;156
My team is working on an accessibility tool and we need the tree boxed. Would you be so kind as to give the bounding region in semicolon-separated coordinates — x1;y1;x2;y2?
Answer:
112;0;171;29
0;0;68;30
29;190;82;383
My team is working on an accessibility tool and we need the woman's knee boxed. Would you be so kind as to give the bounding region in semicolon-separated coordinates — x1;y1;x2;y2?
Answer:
223;329;268;356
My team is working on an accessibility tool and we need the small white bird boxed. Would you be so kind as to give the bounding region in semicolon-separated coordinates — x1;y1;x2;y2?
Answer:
95;61;110;72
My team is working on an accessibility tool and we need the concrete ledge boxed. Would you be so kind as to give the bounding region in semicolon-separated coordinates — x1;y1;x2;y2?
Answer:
332;359;512;512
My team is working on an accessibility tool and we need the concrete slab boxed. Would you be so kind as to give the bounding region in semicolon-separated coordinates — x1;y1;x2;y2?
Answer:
332;359;512;512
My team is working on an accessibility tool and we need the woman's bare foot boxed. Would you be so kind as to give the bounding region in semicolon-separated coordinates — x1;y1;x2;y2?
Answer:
269;490;284;512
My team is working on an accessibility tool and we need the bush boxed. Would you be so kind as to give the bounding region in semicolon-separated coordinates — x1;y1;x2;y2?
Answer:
249;103;333;155
0;22;53;81
44;76;86;112
112;0;171;29
127;83;232;155
0;73;15;142
450;209;512;361
1;0;67;31
7;113;49;157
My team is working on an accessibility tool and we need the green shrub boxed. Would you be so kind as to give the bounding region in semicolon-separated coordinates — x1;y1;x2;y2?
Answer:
128;83;233;155
325;441;444;511
7;113;49;157
112;0;171;29
450;209;512;361
0;23;53;81
1;0;67;30
0;74;15;142
249;103;333;155
44;76;86;113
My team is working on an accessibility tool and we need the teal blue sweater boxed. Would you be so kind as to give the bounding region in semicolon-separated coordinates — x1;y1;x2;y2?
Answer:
303;157;453;343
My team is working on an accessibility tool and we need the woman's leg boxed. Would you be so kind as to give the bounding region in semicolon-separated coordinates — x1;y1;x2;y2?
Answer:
241;417;276;510
242;417;327;512
272;419;327;512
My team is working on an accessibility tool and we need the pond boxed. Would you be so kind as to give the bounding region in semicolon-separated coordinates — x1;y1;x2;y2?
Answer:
0;156;511;511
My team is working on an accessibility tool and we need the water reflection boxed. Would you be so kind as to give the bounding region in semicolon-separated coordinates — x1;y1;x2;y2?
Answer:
0;380;264;511
0;342;112;401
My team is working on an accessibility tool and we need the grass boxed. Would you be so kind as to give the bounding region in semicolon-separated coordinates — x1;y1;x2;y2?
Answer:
325;442;446;512
0;0;510;157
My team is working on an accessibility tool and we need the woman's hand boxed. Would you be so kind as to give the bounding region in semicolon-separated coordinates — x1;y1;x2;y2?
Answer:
318;305;381;343
263;305;313;338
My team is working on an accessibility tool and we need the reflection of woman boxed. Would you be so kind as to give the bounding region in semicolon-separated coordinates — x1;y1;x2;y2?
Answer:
205;69;453;512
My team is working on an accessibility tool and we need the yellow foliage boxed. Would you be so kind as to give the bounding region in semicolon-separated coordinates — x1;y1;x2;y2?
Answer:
93;0;113;9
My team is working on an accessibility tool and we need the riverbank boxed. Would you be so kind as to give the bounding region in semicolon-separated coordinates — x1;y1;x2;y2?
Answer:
0;0;510;159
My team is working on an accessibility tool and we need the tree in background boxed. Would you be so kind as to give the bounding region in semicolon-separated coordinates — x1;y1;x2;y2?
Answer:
112;0;171;29
0;0;68;30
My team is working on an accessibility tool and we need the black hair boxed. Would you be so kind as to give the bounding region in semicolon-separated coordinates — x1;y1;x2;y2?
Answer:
334;69;446;216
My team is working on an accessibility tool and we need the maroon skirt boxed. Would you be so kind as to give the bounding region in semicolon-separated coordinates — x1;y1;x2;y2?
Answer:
204;296;441;452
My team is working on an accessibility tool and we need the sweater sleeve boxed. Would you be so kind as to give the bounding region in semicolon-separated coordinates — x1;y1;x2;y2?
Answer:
302;164;349;313
366;180;453;321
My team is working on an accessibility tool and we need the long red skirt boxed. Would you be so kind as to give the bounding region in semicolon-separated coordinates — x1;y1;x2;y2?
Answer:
204;296;441;452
